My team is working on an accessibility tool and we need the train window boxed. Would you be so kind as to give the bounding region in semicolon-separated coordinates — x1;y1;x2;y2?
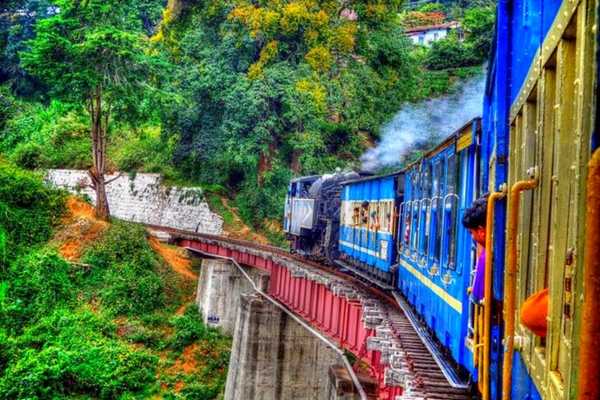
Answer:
447;154;457;194
422;163;432;198
419;198;430;263
402;201;411;251
444;154;458;269
352;203;361;226
360;201;369;226
411;200;419;257
369;202;379;231
432;161;443;264
418;163;433;263
379;201;391;233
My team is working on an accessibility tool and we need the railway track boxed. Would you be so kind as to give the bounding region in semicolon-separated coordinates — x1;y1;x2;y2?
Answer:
147;225;473;400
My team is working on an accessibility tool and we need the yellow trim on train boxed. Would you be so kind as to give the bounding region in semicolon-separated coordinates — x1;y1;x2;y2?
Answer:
457;128;473;152
399;259;463;314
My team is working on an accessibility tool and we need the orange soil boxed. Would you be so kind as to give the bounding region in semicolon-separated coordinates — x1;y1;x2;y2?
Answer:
218;197;270;245
148;237;197;281
168;343;199;377
53;197;108;261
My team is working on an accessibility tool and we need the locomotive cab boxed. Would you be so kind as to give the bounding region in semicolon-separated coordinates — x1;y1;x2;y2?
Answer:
284;171;360;262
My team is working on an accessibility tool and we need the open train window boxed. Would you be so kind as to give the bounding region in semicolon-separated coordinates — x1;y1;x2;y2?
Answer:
369;202;379;231
352;202;361;226
379;201;392;233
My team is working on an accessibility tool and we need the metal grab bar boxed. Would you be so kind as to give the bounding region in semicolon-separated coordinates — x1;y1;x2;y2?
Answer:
481;189;506;400
502;179;538;400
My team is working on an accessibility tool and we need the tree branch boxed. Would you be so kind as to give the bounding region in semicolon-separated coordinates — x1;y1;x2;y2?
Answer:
104;172;123;185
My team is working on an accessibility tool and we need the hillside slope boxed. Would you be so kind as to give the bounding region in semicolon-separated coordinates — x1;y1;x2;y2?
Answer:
0;162;230;399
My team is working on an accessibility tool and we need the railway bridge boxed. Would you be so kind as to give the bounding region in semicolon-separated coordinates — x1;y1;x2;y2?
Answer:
153;227;473;400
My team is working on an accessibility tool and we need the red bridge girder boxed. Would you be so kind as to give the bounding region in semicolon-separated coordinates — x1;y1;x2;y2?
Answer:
179;237;403;400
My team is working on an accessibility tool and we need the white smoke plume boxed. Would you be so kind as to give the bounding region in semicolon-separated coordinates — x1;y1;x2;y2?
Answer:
360;72;486;171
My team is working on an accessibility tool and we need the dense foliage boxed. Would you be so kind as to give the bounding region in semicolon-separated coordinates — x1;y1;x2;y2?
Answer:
0;0;495;234
0;164;231;398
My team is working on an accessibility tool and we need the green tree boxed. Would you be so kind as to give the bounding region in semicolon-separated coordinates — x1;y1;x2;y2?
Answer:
21;0;162;220
462;5;495;60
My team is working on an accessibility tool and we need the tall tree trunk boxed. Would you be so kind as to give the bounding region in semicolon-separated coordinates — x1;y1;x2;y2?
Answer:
290;149;301;174
88;86;110;221
257;142;276;187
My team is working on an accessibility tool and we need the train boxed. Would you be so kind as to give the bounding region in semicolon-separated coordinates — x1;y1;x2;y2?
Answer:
282;1;600;399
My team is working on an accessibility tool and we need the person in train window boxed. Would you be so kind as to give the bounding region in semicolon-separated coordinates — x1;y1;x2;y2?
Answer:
352;206;360;226
461;195;489;303
360;201;369;225
370;209;379;231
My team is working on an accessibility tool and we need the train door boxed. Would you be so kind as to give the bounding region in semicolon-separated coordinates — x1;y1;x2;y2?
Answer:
454;125;480;377
506;3;595;398
283;183;293;233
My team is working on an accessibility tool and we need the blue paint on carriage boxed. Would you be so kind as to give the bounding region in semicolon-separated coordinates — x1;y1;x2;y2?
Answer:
338;174;398;273
508;0;563;104
510;352;542;400
481;2;566;398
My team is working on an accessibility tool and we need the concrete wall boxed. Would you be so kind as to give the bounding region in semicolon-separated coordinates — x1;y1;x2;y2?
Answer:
46;169;223;234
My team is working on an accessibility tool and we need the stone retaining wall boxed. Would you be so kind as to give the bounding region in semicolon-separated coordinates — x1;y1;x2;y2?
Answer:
46;169;223;235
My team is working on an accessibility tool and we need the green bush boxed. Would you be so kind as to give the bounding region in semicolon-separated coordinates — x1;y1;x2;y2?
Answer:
100;262;165;315
180;382;222;400
83;221;156;270
424;34;480;70
0;309;158;399
10;142;48;169
0;161;65;256
1;250;74;334
82;222;166;315
171;304;219;350
112;126;176;177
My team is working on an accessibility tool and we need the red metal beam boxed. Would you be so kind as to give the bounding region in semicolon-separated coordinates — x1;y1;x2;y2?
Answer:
178;237;395;397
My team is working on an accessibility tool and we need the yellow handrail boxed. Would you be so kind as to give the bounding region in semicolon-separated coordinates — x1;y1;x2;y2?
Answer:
577;149;600;400
481;190;506;400
502;179;538;400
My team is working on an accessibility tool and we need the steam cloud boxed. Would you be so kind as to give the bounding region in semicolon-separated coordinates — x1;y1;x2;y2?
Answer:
360;72;486;171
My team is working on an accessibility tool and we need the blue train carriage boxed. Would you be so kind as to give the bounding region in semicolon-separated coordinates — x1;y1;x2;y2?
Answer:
396;118;483;383
481;1;599;400
336;172;404;287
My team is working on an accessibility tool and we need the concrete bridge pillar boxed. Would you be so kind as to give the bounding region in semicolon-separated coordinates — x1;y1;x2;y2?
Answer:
224;292;339;400
196;258;268;335
195;257;375;400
